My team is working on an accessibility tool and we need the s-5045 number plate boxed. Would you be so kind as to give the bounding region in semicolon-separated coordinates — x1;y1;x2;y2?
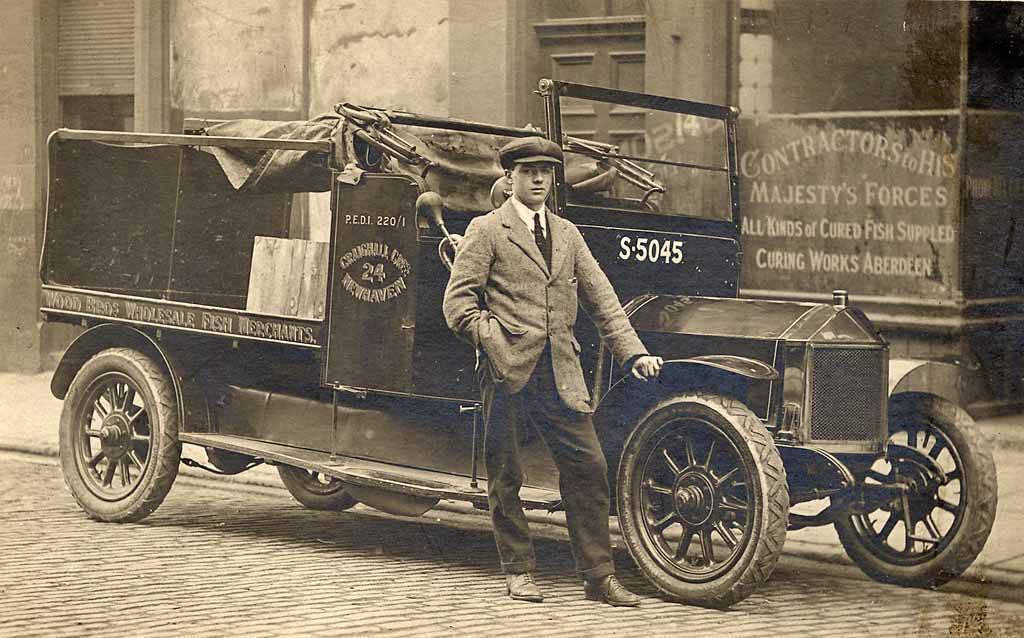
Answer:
618;235;685;264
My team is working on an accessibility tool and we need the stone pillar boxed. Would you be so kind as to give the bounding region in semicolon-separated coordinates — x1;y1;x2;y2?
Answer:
449;0;514;125
645;0;731;104
0;1;48;372
135;0;171;133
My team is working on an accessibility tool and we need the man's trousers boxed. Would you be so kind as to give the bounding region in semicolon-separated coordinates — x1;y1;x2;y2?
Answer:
479;344;615;581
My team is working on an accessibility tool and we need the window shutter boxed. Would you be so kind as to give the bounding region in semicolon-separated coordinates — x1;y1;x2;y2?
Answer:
58;0;135;95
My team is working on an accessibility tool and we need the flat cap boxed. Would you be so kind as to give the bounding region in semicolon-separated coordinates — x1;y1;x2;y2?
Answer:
498;136;563;170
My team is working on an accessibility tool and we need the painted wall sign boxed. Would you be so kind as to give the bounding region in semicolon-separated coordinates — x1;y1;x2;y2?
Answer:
0;165;37;371
40;287;320;347
737;116;960;300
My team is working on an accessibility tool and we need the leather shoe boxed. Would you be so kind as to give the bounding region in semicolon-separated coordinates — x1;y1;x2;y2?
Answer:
584;575;641;607
505;573;544;602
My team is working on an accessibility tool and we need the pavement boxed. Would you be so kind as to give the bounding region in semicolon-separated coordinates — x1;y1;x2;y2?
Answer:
2;370;1023;594
5;454;1024;637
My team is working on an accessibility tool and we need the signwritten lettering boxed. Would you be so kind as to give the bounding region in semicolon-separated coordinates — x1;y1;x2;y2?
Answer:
740;128;956;179
748;181;950;208
966;175;1024;202
336;241;412;304
737;117;959;298
343;212;408;228
41;288;319;346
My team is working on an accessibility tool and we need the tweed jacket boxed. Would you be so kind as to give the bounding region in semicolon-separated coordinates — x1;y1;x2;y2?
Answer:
442;198;648;413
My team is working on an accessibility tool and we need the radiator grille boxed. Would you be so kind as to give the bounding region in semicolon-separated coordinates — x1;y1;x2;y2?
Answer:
809;347;885;441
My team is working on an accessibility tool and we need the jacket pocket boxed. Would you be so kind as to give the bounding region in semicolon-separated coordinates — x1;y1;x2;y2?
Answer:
490;313;528;335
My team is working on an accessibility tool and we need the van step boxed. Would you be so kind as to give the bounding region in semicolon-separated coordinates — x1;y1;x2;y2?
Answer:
180;433;561;510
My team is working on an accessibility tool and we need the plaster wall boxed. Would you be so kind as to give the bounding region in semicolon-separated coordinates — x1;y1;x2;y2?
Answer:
309;0;450;116
170;0;304;114
305;0;451;240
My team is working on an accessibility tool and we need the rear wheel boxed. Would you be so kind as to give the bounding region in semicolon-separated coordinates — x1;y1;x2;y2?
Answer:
835;394;997;587
277;465;358;511
59;348;181;522
617;394;789;608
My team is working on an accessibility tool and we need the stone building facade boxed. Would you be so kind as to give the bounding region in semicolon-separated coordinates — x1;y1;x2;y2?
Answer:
3;0;1022;413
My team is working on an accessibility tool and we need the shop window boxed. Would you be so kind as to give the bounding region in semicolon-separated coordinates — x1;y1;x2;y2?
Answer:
58;0;135;130
61;95;134;131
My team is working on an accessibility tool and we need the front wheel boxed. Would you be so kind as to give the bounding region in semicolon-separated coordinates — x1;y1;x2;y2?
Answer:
58;348;181;522
617;394;789;608
835;394;997;588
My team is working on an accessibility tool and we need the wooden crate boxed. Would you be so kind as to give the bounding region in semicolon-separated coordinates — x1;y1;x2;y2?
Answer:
246;236;328;320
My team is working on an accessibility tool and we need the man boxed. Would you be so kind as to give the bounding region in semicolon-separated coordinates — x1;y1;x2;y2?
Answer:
442;136;663;607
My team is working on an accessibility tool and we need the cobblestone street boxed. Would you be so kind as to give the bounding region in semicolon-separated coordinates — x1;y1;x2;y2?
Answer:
0;452;1020;637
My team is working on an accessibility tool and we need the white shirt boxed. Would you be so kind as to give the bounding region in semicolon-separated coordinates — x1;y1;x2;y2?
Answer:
510;195;547;238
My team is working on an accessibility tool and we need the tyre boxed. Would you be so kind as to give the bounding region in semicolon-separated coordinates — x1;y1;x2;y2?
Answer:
59;347;181;522
277;465;358;511
616;393;789;608
835;393;997;588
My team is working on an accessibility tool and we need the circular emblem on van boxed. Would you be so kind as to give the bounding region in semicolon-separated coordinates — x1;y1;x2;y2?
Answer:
337;241;412;303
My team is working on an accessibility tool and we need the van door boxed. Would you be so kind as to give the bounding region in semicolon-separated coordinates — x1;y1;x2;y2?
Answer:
322;174;420;393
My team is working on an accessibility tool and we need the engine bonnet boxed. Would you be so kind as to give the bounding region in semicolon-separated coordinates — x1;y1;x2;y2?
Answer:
627;295;885;344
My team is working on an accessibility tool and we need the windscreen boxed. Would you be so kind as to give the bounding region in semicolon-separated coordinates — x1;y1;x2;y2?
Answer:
558;91;734;222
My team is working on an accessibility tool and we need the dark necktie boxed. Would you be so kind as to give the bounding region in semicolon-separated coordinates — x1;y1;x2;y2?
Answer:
533;212;551;270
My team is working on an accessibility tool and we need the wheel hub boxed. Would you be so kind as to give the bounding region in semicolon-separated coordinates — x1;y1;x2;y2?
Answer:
672;472;715;526
891;458;944;523
99;415;130;459
905;469;942;524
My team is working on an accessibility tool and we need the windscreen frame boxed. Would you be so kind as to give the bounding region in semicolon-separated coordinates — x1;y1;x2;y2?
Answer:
540;79;741;228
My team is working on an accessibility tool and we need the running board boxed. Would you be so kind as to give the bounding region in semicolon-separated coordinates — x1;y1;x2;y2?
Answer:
180;433;561;510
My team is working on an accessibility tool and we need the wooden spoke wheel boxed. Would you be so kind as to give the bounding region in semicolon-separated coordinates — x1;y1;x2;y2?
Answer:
835;394;997;587
617;394;789;608
59;348;180;522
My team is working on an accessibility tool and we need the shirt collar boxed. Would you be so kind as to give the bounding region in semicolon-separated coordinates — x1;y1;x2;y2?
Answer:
509;195;546;233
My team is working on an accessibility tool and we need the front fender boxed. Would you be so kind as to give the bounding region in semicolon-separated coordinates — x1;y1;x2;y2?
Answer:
674;355;778;380
595;358;769;439
594;360;774;506
51;323;211;433
888;358;963;406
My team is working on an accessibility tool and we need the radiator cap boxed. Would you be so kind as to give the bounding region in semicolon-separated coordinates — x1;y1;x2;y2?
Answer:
832;289;849;307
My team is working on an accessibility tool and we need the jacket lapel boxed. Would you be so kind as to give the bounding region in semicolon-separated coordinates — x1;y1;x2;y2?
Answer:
499;199;549;276
547;211;570;282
